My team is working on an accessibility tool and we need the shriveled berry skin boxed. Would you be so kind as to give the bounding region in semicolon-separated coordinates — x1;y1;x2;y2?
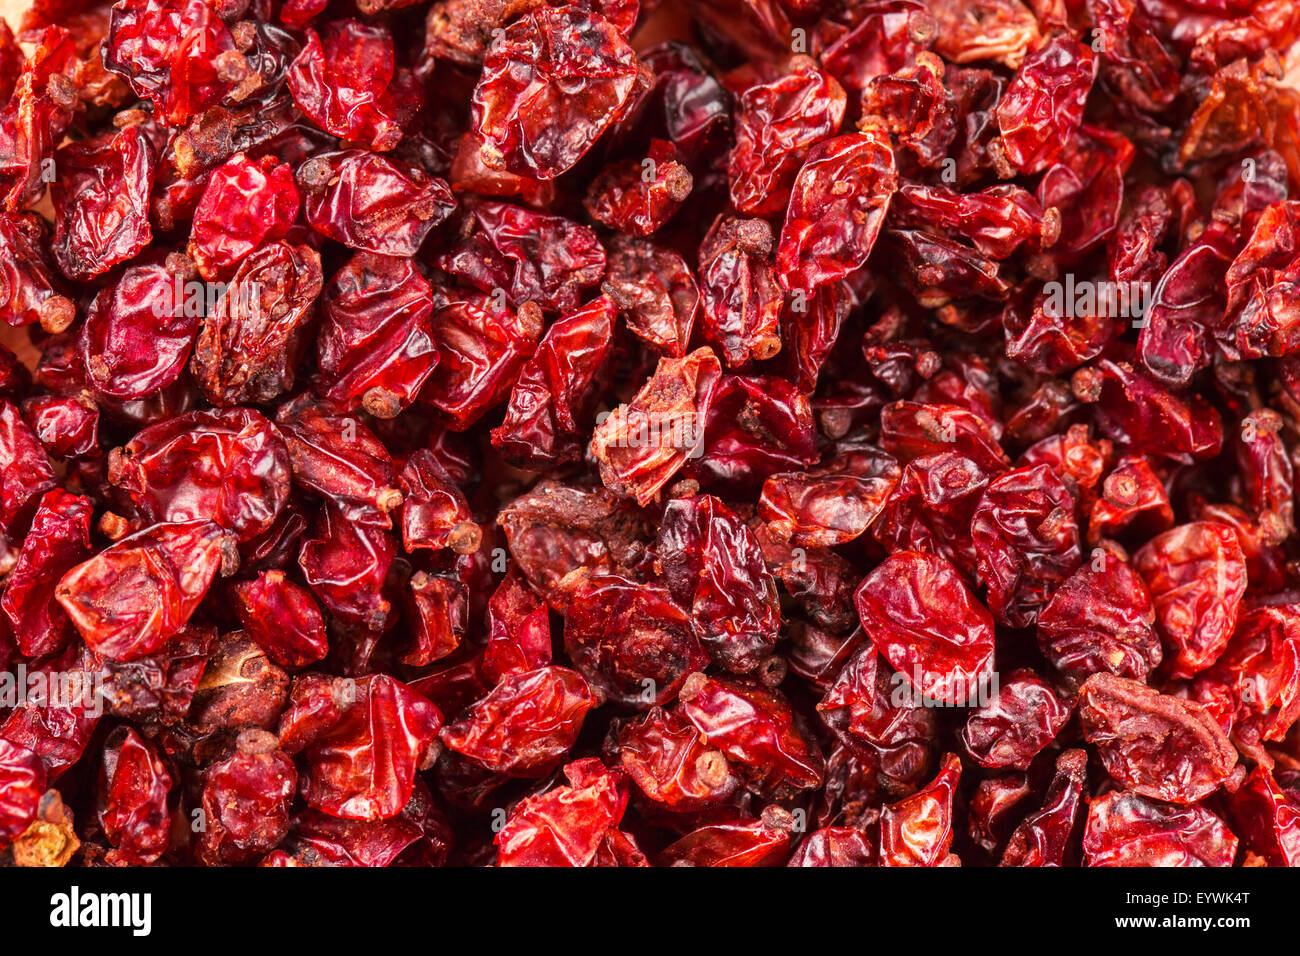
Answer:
434;199;604;315
1227;767;1300;867
972;463;1081;629
0;738;45;845
590;347;722;506
0;399;55;534
879;753;960;867
108;407;292;541
50;124;155;282
316;253;438;418
602;235;698;356
1;490;92;658
471;5;639;180
728;57;846;217
231;571;329;669
855;551;995;706
559;570;707;706
787;827;877;868
1134;521;1247;678
421;285;543;431
491;296;615;469
24;393;100;460
657;813;794;867
776;130;898;293
996;34;1097;174
79;255;200;401
656;494;780;674
614;706;739;812
198;730;297;865
0;29;78;213
398;450;478;554
287;21;420;152
299;150;455;257
56;520;236;662
96;727;172;865
103;0;236;126
999;748;1089;868
495;758;631;867
1079;673;1238;804
697;216;783;368
497;481;650;601
439;666;601;778
0;213;63;329
1088;455;1174;542
298;505;397;632
190;241;325;407
1083;790;1238;867
960;670;1070;770
98;623;215;726
279;674;441;821
677;672;824;793
873;452;993;580
818;643;941;801
0;684;101;780
759;444;899;548
1037;558;1161;685
276;402;403;523
188;154;299;281
4;0;1300;871
585;140;693;238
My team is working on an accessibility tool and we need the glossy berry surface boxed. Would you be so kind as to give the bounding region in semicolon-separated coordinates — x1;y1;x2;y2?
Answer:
0;0;1299;871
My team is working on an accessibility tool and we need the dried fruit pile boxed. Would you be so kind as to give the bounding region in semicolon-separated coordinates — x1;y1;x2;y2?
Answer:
0;0;1299;868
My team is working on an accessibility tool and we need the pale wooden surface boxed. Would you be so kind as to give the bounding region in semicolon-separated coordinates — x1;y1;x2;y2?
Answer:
1;0;23;31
